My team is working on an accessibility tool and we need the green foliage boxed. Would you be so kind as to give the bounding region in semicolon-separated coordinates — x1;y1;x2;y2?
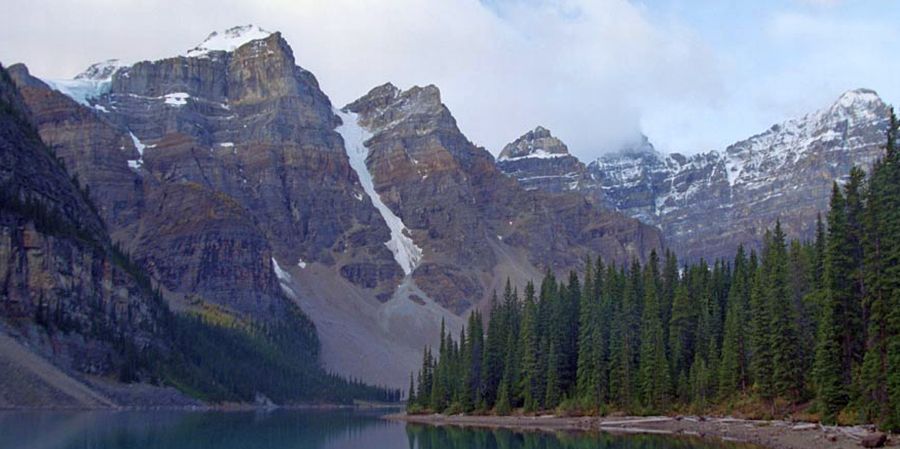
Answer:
409;113;900;428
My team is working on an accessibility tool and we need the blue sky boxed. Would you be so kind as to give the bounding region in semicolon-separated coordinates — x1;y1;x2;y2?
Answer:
630;0;900;152
1;0;897;159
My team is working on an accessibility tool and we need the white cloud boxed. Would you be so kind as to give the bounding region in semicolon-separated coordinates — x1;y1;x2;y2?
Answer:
0;0;720;161
793;0;843;7
2;0;894;161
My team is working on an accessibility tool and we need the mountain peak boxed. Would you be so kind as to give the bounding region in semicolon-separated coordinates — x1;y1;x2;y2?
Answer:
186;25;273;58
830;88;884;115
75;59;128;81
498;126;570;161
344;83;445;131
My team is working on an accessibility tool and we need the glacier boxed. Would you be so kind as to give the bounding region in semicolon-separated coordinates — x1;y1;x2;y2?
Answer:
335;110;423;276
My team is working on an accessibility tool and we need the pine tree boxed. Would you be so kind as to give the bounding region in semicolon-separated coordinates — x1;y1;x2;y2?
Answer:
718;245;749;397
815;288;845;424
518;282;540;412
638;251;670;409
815;184;852;420
431;320;449;411
482;291;505;408
576;257;598;407
661;250;679;355
769;221;804;400
750;238;774;398
560;271;581;395
544;342;561;409
860;110;900;429
669;283;694;393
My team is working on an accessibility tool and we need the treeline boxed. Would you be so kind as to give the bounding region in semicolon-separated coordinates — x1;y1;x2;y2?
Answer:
410;114;900;429
160;310;402;404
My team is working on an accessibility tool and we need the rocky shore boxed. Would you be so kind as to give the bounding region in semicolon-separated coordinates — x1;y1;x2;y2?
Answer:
387;413;894;449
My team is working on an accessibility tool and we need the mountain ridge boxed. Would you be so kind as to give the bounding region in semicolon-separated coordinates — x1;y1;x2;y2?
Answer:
499;87;893;261
7;26;661;389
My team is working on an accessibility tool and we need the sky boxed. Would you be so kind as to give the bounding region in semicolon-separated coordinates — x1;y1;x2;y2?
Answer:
1;0;898;160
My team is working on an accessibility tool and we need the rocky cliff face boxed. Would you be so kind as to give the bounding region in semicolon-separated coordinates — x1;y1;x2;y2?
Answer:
10;26;662;388
0;64;169;379
344;84;661;313
496;126;593;193
500;89;893;262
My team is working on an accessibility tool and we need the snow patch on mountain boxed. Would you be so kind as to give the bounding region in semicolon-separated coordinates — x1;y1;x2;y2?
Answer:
498;149;569;161
126;132;148;171
163;92;190;106
336;110;423;276
40;59;128;106
76;59;128;80
186;25;272;58
271;258;297;299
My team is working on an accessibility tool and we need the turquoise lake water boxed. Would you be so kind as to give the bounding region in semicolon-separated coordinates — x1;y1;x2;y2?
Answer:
0;409;756;449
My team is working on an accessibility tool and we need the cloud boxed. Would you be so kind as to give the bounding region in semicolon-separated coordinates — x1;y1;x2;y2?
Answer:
0;0;720;161
793;0;843;7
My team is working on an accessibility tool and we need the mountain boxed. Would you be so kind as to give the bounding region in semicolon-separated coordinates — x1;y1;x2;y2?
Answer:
0;63;193;407
500;89;893;261
496;126;593;193
7;25;661;389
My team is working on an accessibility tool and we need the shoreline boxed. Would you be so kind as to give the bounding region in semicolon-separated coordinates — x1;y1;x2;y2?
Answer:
386;413;892;449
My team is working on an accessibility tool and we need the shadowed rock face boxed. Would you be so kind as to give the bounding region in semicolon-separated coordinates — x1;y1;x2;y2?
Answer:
9;32;401;320
9;29;662;387
0;64;169;376
500;90;892;262
346;83;662;313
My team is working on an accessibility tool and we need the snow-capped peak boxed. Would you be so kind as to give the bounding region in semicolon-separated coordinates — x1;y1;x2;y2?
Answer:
825;88;884;124
41;60;126;106
185;25;272;58
834;88;882;109
74;59;128;81
498;126;570;161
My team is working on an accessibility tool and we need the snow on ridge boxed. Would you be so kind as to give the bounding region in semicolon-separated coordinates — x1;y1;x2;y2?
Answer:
186;25;272;58
335;110;423;276
75;59;128;80
498;149;569;162
163;92;190;106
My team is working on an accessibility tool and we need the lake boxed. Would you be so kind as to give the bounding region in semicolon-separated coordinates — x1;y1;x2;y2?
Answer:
0;409;758;449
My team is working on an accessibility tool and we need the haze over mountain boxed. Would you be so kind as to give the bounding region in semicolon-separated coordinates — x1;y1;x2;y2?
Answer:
3;0;898;161
499;88;893;262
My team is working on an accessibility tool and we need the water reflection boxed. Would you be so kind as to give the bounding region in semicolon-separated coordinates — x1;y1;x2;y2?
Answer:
405;424;757;449
0;410;754;449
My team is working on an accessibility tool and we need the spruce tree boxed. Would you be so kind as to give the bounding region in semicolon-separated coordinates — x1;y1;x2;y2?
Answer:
750;238;774;398
482;291;505;408
815;184;852;420
859;110;900;429
769;221;804;400
518;282;540;412
669;283;694;394
576;257;598;407
718;245;749;397
638;251;670;409
544;342;561;409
